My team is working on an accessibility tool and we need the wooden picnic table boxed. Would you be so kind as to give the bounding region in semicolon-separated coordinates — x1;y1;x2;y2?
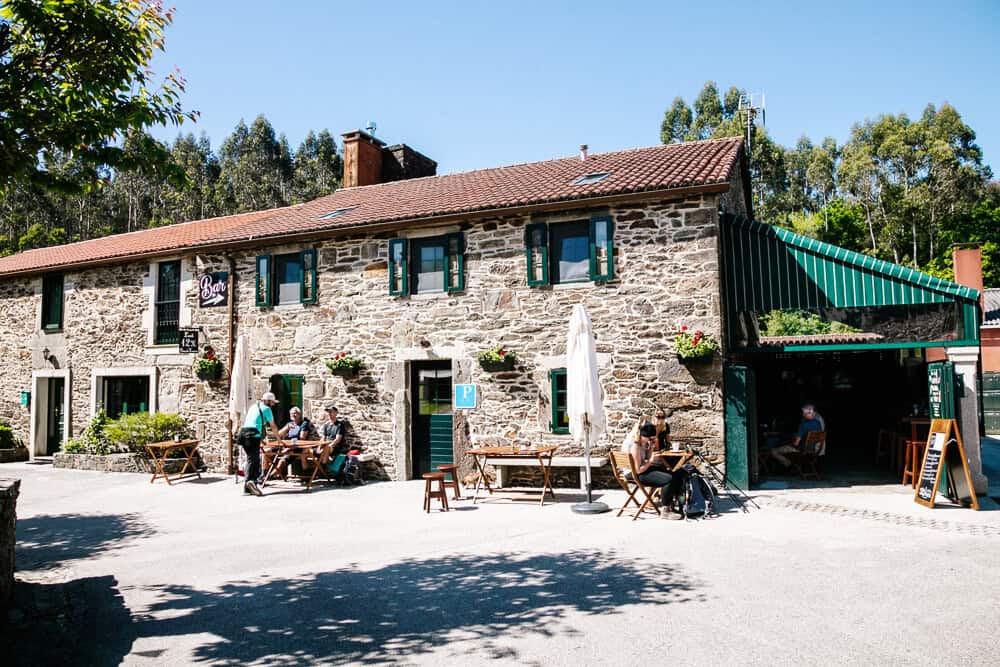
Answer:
260;439;334;491
466;445;559;506
146;439;201;485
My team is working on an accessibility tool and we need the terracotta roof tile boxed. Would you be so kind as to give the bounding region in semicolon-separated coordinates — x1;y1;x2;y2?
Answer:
0;137;743;276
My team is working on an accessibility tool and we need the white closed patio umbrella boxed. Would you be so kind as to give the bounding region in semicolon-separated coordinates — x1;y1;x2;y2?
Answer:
567;304;610;514
228;334;253;479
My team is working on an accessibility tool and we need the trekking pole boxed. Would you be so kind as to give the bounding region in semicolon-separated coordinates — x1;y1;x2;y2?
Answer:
686;445;760;511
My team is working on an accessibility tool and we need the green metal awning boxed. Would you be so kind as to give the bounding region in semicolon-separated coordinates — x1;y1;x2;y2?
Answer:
720;215;980;347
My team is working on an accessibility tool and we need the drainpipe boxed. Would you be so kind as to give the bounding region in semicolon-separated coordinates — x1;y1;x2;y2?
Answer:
225;254;237;474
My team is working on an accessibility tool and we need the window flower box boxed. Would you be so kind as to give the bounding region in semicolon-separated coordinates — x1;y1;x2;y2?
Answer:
674;327;718;362
325;353;363;377
478;345;516;372
194;346;224;381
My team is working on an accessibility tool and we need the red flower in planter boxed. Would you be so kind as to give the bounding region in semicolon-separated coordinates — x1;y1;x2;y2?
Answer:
499;349;506;356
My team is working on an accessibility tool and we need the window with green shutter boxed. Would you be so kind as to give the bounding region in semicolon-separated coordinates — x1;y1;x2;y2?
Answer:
388;238;408;295
299;248;317;303
525;223;549;286
389;234;465;295
256;250;317;307
41;274;64;330
589;216;614;281
525;215;615;286
255;255;272;307
550;368;569;433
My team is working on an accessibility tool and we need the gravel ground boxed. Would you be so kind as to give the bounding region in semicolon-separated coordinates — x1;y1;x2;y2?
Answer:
2;456;1000;666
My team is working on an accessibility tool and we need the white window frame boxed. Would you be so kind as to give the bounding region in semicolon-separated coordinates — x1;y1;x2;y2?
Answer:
142;258;194;351
90;366;158;419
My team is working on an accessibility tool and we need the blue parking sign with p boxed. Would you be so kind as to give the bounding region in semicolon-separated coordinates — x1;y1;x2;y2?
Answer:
454;384;477;410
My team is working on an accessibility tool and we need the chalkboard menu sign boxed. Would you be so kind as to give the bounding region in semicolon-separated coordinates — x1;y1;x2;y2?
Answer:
914;418;979;510
178;328;200;353
198;272;229;308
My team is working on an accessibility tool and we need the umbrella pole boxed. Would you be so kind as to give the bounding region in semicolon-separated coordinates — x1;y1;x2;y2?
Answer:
572;415;609;515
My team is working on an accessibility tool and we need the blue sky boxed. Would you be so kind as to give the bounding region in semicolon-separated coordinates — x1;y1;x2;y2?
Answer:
150;0;1000;176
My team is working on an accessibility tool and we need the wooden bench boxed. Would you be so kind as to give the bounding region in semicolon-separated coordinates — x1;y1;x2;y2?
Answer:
485;455;608;490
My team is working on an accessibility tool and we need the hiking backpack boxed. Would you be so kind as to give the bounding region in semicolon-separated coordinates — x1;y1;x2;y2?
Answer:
679;465;716;519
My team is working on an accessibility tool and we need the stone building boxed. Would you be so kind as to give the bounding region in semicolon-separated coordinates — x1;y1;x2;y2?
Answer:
2;129;987;493
0;133;749;481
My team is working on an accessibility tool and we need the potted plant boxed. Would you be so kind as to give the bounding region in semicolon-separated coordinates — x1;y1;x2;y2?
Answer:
478;344;516;372
194;345;223;380
325;352;363;377
674;326;718;362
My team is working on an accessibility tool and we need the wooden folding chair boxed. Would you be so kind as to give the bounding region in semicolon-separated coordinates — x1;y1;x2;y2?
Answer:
792;431;826;481
609;451;660;520
301;441;336;490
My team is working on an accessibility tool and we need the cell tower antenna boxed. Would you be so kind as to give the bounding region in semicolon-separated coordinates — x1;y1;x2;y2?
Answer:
737;92;765;159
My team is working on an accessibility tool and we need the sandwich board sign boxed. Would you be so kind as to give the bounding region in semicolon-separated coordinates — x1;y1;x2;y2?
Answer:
914;418;979;510
454;384;478;410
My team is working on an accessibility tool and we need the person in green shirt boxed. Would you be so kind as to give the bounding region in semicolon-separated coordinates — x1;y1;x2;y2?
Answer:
239;391;281;496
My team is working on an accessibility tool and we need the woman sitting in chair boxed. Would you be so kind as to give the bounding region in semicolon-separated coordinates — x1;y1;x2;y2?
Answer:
625;421;684;520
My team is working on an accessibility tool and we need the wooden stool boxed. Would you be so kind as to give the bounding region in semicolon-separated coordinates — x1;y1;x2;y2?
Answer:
436;463;462;500
422;472;449;512
901;439;924;487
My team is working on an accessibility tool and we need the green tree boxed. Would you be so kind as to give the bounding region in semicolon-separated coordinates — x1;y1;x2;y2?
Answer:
690;81;723;140
292;130;342;202
216;116;291;213
0;0;196;194
660;97;693;144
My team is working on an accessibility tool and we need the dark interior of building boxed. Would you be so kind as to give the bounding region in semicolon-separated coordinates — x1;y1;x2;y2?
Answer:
751;349;929;483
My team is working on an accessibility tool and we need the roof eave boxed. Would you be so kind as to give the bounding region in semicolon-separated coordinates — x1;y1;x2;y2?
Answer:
0;182;729;278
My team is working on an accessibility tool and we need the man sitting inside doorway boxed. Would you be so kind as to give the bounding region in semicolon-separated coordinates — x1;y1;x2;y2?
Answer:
769;403;825;468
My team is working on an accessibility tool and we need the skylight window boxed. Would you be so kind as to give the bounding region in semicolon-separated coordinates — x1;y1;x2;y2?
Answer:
571;172;611;186
316;207;356;220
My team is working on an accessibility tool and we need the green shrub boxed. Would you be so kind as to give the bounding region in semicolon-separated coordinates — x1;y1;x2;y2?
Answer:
103;412;189;453
62;411;189;455
0;421;25;449
63;411;113;455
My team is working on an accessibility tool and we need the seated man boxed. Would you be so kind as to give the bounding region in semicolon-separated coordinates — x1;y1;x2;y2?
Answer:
273;407;317;479
770;403;825;467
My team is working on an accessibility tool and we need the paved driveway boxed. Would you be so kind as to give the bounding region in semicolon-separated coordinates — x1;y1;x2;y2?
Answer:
3;461;1000;666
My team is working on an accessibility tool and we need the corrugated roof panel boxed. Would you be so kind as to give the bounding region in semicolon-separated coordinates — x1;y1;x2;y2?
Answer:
721;216;978;313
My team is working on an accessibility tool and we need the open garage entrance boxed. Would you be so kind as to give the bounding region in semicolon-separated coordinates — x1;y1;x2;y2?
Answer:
719;216;985;491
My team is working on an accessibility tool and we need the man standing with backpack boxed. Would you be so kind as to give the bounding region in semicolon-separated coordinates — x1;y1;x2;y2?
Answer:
239;392;281;496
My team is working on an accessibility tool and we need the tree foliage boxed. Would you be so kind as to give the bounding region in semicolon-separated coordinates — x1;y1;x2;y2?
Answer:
0;116;343;256
662;82;996;284
0;0;197;194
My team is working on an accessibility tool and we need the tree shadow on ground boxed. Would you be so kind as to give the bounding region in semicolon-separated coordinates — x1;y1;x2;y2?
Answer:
132;549;704;665
0;575;134;667
16;513;151;570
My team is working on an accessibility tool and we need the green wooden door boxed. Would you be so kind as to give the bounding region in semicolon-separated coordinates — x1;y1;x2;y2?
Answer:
983;372;1000;434
412;362;453;477
724;364;756;490
46;378;64;455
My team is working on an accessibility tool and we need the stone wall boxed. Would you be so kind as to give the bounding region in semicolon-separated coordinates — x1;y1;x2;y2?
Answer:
0;478;19;611
0;185;737;479
52;452;192;474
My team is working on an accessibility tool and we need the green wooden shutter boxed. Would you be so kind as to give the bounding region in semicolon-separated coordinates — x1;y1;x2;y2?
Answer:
299;248;317;304
444;232;465;292
549;368;568;433
525;223;549;286
255;254;272;307
589;216;614;281
388;238;408;295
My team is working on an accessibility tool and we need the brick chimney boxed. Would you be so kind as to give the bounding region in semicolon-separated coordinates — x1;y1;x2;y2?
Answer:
953;245;984;297
341;130;385;188
342;129;437;188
